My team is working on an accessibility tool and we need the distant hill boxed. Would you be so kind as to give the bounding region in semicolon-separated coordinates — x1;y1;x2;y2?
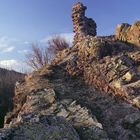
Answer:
0;67;25;128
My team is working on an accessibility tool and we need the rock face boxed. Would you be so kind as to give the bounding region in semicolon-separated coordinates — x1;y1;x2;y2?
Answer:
72;2;96;45
0;116;80;140
1;68;109;140
115;21;140;46
0;2;140;140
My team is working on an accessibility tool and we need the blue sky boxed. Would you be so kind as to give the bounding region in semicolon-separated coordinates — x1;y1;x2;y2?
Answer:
0;0;139;72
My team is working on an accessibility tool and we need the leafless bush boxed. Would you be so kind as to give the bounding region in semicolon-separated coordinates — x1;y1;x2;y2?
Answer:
26;36;69;70
26;43;49;70
47;35;69;58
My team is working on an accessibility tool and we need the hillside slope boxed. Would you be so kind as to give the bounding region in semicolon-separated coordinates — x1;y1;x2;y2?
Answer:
0;2;140;140
0;68;25;128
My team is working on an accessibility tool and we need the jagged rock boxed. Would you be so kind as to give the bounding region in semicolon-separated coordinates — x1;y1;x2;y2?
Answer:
115;21;140;46
53;35;140;109
0;116;80;140
101;102;140;140
2;72;109;140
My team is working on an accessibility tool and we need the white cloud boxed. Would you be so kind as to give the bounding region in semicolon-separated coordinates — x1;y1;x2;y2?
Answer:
24;41;30;45
0;38;9;49
41;33;74;45
0;36;19;53
3;46;15;52
0;59;18;69
0;59;32;73
59;33;74;44
18;49;30;54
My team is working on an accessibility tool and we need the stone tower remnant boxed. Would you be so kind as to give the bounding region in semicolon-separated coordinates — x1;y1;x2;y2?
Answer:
72;2;97;44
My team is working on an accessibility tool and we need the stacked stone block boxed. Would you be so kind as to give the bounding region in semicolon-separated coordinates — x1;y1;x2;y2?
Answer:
72;2;97;44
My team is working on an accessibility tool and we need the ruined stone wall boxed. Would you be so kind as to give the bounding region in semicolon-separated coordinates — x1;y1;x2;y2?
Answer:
72;2;97;44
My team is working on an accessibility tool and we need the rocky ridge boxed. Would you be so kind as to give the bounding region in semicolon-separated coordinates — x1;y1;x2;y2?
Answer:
0;2;140;140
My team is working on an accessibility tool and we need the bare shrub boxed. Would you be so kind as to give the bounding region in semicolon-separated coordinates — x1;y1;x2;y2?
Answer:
47;35;69;58
26;43;49;70
26;35;69;70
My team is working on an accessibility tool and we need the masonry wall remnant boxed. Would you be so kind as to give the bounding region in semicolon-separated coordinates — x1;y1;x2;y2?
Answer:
72;2;97;44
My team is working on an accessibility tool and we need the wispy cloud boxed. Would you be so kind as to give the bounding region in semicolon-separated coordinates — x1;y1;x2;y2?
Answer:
0;37;10;49
0;36;19;53
59;33;74;44
3;46;15;52
0;59;31;73
0;36;32;72
18;49;30;54
41;33;74;45
0;59;18;69
24;41;30;45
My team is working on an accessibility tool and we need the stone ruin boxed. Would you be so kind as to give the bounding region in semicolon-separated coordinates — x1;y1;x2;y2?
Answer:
1;2;140;140
72;2;97;44
72;2;140;47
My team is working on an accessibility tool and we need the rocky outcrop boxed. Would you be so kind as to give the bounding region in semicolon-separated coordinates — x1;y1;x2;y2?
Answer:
0;2;140;140
2;68;109;140
52;39;140;139
72;2;96;45
115;21;140;46
0;116;80;140
53;34;140;108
